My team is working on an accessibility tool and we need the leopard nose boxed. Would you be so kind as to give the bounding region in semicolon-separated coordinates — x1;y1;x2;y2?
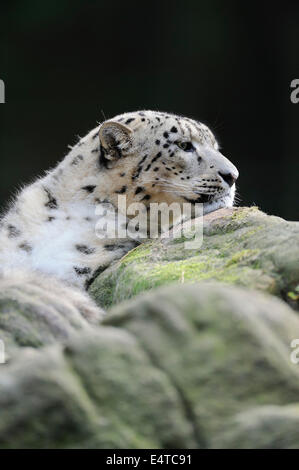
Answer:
218;171;238;187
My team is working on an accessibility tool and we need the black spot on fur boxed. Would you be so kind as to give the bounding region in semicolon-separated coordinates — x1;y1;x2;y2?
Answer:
135;187;144;195
155;140;160;145
151;152;162;163
74;266;92;276
115;186;127;194
132;155;148;179
120;173;126;177
82;185;96;193
104;244;127;251
125;118;135;124
139;155;148;165
7;225;21;238
75;244;96;255
144;164;151;172
44;189;58;210
48;217;55;222
141;194;151;201
19;242;32;253
163;132;169;138
170;126;178;133
153;167;159;172
95;197;111;205
71;155;84;165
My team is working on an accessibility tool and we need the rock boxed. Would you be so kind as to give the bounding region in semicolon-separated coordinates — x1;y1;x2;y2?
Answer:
0;271;104;360
89;207;299;309
1;283;299;448
0;326;195;449
213;404;299;448
106;283;299;448
1;206;299;448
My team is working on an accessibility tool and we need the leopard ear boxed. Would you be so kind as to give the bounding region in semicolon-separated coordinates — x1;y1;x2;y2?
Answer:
99;121;133;163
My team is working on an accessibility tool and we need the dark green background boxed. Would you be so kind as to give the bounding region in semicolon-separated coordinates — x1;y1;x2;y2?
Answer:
0;1;298;219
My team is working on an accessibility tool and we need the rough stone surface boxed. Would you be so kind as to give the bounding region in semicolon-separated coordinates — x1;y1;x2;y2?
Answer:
0;327;195;449
89;207;299;310
106;283;299;448
1;283;299;448
0;207;299;448
0;271;103;360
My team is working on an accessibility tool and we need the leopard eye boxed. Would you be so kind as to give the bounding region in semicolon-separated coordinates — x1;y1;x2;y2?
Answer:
176;141;194;152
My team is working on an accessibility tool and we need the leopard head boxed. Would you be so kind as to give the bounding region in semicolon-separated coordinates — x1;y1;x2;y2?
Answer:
98;110;239;215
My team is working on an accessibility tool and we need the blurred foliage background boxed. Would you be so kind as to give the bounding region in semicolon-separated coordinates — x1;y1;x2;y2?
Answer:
0;0;298;219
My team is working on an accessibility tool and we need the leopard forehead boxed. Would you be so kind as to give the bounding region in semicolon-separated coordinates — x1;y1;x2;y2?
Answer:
113;110;218;148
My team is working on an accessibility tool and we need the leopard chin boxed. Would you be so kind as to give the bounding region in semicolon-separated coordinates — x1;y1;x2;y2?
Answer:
183;194;215;204
203;192;235;215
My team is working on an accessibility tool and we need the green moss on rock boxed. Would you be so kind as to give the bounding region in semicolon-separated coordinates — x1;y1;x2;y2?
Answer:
90;207;298;308
2;283;299;448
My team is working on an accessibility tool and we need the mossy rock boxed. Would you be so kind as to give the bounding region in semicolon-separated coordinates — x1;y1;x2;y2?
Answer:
1;206;299;449
89;207;299;309
106;283;299;448
1;283;299;448
0;273;103;361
